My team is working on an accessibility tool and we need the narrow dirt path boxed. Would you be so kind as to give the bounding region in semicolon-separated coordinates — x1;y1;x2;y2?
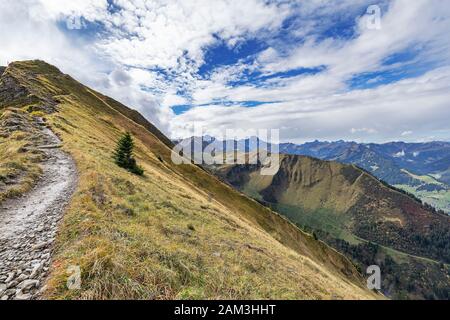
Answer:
0;119;77;300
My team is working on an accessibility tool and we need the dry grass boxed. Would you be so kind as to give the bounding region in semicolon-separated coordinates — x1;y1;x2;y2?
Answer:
0;108;43;203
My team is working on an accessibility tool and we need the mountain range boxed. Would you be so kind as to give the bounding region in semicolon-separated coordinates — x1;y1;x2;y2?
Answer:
176;137;450;214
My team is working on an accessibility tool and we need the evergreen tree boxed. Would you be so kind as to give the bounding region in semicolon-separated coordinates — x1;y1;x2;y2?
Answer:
113;132;144;176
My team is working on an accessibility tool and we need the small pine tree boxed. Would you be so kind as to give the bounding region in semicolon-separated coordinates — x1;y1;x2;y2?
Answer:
113;132;144;176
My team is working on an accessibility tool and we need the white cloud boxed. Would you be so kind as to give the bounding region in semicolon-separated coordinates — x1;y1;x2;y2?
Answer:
77;0;290;71
0;0;449;143
171;0;450;142
185;0;450;106
172;66;450;143
351;128;378;134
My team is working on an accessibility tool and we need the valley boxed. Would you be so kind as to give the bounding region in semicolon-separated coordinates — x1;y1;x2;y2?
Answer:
213;154;450;299
178;137;450;214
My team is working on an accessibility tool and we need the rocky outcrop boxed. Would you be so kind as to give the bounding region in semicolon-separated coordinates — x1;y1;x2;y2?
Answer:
0;108;35;137
0;63;58;112
0;72;36;109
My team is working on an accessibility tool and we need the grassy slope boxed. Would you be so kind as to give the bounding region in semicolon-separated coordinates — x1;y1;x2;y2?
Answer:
216;154;450;299
0;60;377;300
221;154;450;257
0;109;44;202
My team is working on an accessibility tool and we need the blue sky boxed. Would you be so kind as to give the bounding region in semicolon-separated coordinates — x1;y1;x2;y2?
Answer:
1;0;450;143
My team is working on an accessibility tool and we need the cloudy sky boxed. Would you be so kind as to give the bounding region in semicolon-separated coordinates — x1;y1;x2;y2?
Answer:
1;0;449;143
